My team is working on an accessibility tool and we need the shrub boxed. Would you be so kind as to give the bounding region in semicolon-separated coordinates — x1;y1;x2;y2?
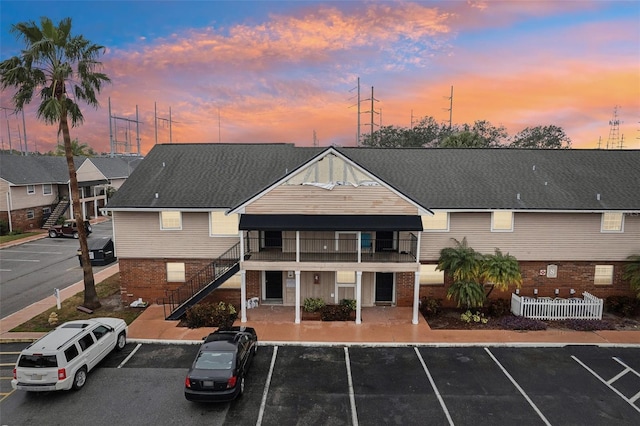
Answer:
497;315;547;330
303;297;326;313
486;298;511;317
184;302;237;329
460;310;488;324
447;280;486;309
57;216;67;225
605;295;640;317
0;220;9;236
419;297;442;318
320;304;353;321
559;319;615;331
340;299;356;311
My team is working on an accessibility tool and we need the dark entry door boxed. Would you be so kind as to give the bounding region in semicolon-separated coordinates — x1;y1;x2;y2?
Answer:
376;231;394;252
375;272;394;303
265;271;283;300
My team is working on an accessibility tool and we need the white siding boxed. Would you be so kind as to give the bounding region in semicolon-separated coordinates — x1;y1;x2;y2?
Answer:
420;212;640;261
113;211;238;258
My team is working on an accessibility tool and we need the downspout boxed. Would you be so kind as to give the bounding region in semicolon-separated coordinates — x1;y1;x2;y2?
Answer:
6;191;12;233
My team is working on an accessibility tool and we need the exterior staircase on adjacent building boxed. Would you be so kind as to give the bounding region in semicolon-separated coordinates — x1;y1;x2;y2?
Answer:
42;200;70;229
164;243;241;320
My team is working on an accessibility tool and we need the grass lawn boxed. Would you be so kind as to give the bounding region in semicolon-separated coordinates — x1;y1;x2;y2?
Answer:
0;232;42;245
11;273;145;333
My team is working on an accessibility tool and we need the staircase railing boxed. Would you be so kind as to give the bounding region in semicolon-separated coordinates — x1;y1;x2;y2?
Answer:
42;200;70;229
163;242;241;319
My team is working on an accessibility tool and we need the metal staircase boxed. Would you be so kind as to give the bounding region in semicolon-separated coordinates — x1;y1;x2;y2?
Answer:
164;243;241;320
42;200;70;229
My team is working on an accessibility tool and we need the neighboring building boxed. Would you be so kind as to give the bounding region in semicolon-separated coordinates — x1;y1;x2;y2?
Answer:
104;144;640;324
0;154;140;232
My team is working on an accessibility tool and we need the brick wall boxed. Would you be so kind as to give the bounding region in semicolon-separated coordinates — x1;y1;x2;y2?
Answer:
2;206;52;232
419;260;636;307
395;272;414;307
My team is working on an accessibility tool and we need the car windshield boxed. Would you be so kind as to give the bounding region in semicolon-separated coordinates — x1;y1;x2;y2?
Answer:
194;351;234;370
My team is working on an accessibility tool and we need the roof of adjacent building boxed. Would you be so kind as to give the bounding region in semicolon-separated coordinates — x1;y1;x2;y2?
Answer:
105;143;640;211
0;154;140;185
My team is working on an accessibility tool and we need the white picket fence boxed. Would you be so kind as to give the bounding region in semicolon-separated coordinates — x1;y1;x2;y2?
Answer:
510;292;603;320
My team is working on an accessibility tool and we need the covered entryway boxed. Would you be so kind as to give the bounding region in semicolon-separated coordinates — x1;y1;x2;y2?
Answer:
264;271;283;301
375;272;394;304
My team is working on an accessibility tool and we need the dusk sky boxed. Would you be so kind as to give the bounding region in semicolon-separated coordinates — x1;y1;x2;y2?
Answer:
1;0;639;155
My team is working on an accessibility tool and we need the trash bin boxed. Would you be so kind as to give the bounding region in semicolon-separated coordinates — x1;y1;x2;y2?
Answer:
77;238;117;266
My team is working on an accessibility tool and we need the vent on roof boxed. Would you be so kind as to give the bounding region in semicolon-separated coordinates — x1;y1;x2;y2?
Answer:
532;165;536;171
155;193;159;199
597;193;601;201
517;193;521;200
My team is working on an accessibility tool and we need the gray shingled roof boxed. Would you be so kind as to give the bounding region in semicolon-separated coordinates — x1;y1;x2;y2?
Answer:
105;144;640;211
0;154;141;185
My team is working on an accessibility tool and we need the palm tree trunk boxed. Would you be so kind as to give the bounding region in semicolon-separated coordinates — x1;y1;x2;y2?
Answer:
61;114;101;309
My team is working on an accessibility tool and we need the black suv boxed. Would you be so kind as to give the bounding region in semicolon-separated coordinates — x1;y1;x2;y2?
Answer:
184;327;258;402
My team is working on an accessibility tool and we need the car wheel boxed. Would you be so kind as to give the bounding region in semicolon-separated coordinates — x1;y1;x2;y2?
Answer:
73;231;79;239
238;376;245;396
72;367;87;390
116;332;126;350
48;230;58;238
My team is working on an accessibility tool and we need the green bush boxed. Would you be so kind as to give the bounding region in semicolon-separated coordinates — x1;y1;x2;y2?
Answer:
0;220;9;236
460;310;488;324
419;297;442;318
340;299;356;311
320;304;353;321
303;297;326;313
605;295;640;317
486;298;511;317
184;301;237;328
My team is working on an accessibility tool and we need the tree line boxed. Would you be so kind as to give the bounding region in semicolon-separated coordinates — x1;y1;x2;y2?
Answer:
360;116;572;149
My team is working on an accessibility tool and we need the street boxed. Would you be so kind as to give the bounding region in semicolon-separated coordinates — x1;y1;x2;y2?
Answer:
0;220;115;317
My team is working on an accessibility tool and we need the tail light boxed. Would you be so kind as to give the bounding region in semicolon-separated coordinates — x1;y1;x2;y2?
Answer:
227;376;237;389
185;377;191;388
13;368;16;380
58;369;66;380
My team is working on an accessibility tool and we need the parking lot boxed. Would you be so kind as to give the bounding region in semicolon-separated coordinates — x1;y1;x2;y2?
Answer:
2;343;639;425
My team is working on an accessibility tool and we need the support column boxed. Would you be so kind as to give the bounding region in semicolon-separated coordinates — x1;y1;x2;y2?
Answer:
412;270;421;325
295;270;301;324
356;271;362;324
240;270;247;323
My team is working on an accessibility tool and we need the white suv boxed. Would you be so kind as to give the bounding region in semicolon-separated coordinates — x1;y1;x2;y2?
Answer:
12;317;127;392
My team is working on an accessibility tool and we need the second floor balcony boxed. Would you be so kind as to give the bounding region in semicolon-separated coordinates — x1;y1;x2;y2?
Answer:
243;234;418;263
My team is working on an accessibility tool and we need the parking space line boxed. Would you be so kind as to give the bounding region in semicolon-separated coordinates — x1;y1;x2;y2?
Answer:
485;348;552;426
117;343;142;368
612;357;640;379
572;355;640;414
0;389;14;402
344;347;359;426
414;347;454;426
0;259;40;262
256;345;278;426
1;250;63;254
0;363;15;367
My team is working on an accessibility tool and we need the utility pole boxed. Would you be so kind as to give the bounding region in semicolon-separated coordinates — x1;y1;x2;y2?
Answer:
218;107;221;143
363;86;380;145
155;103;175;144
109;97;142;156
446;85;453;129
607;106;621;150
349;77;362;146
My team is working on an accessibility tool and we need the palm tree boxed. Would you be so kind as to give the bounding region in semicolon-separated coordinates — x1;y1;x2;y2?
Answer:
482;248;522;297
55;138;95;157
437;238;486;308
1;17;111;309
623;254;640;299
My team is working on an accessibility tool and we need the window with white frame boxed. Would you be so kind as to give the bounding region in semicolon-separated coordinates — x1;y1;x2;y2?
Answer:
336;271;356;284
422;212;449;231
492;211;513;232
210;212;239;236
594;265;614;285
160;211;182;230
601;212;623;232
26;209;35;220
419;264;445;285
43;184;52;195
166;262;186;282
27;185;35;195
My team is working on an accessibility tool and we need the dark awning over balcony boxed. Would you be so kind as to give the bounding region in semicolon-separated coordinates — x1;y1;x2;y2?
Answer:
239;214;423;231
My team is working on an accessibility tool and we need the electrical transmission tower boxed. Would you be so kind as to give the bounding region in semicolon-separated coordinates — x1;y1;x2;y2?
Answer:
444;86;453;129
606;106;621;150
108;98;142;157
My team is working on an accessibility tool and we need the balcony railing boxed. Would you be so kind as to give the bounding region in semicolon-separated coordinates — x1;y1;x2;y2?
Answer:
244;234;418;263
